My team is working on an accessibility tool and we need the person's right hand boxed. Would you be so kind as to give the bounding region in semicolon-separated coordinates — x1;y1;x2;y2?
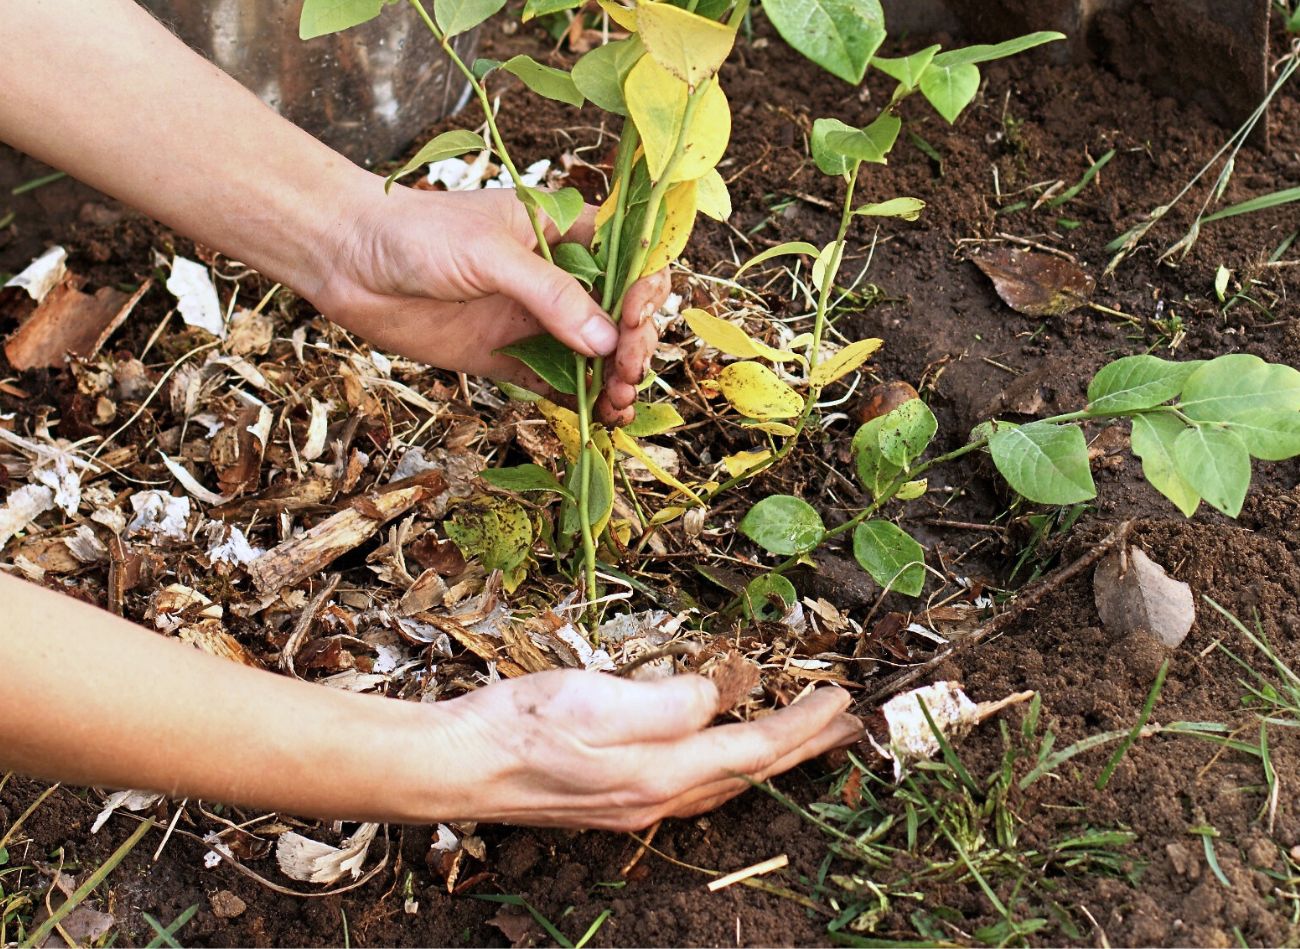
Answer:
431;670;862;831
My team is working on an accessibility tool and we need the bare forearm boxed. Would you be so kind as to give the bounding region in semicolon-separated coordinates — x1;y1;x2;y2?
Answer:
0;573;443;822
0;0;371;302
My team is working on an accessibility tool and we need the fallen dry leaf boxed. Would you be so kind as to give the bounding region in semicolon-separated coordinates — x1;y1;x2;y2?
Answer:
275;823;380;884
971;247;1095;316
710;651;761;713
1094;545;1195;648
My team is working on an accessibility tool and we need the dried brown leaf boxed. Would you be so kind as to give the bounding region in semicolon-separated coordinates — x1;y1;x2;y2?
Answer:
971;247;1094;317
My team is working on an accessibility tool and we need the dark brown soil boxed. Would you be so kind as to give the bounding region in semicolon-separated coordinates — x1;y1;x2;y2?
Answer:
4;8;1300;948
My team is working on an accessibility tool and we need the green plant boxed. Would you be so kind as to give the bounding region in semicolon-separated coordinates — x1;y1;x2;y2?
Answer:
738;351;1300;604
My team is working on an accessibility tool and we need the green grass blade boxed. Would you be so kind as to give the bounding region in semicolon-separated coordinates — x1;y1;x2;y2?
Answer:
1097;659;1168;789
21;818;152;949
916;697;981;798
474;895;575;948
573;909;612;949
1202;186;1300;223
143;904;198;949
1046;149;1116;208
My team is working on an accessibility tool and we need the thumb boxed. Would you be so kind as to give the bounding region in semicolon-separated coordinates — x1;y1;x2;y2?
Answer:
591;674;720;745
480;238;618;358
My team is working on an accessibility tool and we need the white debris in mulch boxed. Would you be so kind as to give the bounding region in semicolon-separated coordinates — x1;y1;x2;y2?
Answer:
166;255;226;338
0;485;56;549
206;523;263;567
92;789;163;833
4;245;67;301
127;491;191;541
275;822;380;884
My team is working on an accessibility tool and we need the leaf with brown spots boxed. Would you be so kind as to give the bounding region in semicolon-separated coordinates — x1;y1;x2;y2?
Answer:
971;247;1095;316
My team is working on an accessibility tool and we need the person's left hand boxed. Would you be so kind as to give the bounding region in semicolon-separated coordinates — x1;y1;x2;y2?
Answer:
311;183;667;426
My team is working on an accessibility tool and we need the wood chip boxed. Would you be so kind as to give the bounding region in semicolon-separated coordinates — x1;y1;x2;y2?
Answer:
248;472;446;593
709;651;761;713
4;276;151;370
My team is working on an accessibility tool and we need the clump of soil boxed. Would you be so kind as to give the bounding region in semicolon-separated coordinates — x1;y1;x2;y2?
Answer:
3;11;1299;949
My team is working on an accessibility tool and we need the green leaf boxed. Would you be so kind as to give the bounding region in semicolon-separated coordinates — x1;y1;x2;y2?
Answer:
1130;414;1200;517
1180;354;1300;423
299;0;393;38
435;0;508;35
497;55;584;106
851;417;902;498
562;446;615;533
735;240;821;276
1087;355;1202;413
553;242;602;287
571;37;644;115
497;333;579;395
871;44;940;89
876;399;937;469
742;572;798;621
810;113;899;176
623;402;686;437
919;61;981;123
519;186;585;236
930;31;1065;68
1226;408;1300;461
383;129;486;192
481;464;570;496
522;0;583;20
989;421;1096;505
739;495;825;556
853;520;925;596
761;0;885;84
853;196;926;221
446;496;535;580
1172;425;1251;517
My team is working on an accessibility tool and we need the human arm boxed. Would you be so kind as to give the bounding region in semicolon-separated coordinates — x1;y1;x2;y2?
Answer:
0;572;862;828
0;0;658;422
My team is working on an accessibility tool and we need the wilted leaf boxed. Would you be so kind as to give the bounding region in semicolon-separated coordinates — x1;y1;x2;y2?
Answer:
1094;546;1195;648
971;247;1095;317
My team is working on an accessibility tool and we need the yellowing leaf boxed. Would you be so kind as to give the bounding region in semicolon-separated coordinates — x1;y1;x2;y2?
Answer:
722;449;772;478
538;398;582;461
696;168;731;221
811;337;883;387
683;307;794;362
719;362;804;419
594;178;622;231
742;420;799;436
625;57;730;182
643;180;697;275
648;504;687;527
895;478;927;500
598;0;637;30
636;0;736;87
612;428;703;504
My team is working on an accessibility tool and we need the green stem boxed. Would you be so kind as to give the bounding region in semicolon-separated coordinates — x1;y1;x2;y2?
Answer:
708;163;861;499
408;0;553;263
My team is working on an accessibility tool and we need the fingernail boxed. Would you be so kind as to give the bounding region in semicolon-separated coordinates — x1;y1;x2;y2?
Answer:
581;315;618;355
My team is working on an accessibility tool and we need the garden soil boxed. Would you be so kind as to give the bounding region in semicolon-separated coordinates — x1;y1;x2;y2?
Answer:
3;14;1300;948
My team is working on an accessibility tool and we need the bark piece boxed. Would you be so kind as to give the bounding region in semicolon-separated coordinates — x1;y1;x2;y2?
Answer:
710;651;761;713
1094;545;1195;648
4;277;151;370
248;472;445;592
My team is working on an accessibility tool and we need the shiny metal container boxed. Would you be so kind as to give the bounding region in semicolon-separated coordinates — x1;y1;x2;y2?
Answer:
139;0;477;168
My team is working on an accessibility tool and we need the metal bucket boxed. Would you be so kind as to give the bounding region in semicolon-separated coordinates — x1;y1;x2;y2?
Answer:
139;0;478;168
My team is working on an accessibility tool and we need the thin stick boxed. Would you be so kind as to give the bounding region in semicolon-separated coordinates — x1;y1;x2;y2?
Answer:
864;520;1133;704
280;573;341;676
619;819;661;877
706;854;789;892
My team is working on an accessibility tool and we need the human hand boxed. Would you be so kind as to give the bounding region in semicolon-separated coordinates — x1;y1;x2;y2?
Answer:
430;670;862;830
314;184;667;426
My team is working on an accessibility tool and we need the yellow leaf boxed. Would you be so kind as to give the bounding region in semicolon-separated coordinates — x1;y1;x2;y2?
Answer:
625;57;730;183
722;449;772;478
612;518;635;546
683;307;794;362
592;445;616;537
594;178;622;231
642;180;697;275
718;362;803;419
612;428;703;505
598;0;638;31
810;337;884;387
896;478;927;500
696;168;731;221
741;420;799;436
636;0;735;88
648;504;687;527
538;398;581;461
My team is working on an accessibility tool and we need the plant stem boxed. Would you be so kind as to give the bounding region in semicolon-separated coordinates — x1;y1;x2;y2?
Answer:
408;0;554;263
